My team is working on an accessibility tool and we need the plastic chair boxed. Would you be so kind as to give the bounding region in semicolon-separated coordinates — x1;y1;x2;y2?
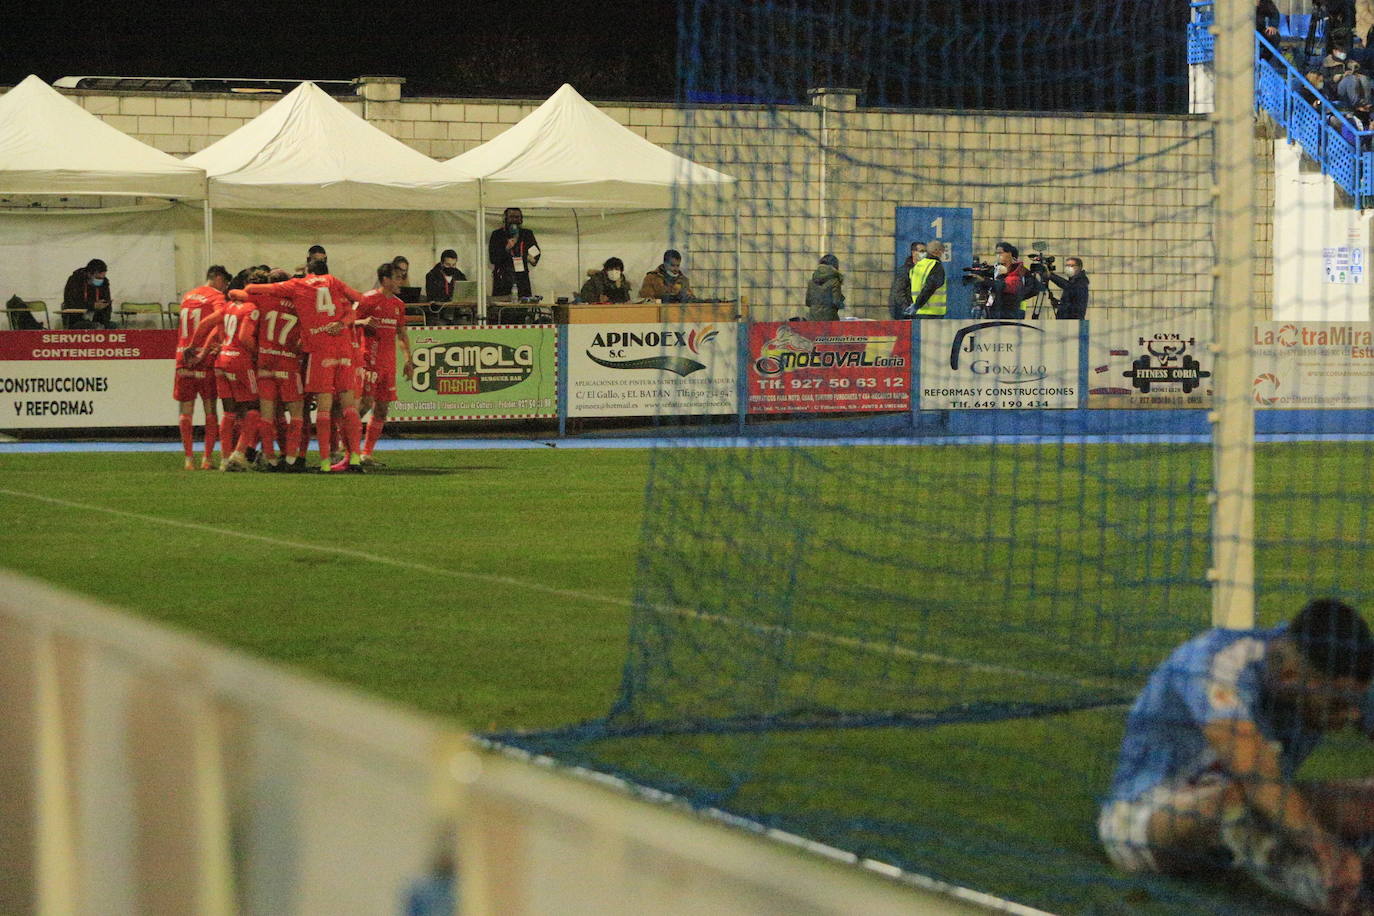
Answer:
165;301;183;330
5;300;48;329
117;302;163;328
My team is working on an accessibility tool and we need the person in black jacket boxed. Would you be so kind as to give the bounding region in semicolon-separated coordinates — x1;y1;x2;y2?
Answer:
488;208;540;299
61;258;115;329
1047;257;1090;319
425;249;468;324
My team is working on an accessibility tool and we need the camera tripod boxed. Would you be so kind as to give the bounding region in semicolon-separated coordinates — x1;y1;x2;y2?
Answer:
1027;272;1061;319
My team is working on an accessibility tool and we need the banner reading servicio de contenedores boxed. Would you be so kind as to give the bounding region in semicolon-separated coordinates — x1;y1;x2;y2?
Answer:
389;325;556;421
0;329;175;428
567;322;738;418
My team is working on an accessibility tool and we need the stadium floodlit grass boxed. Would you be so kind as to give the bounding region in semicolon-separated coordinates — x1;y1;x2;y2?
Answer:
4;442;1374;913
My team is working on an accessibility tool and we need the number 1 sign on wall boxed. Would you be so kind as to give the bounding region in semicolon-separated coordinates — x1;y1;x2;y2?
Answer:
894;207;974;319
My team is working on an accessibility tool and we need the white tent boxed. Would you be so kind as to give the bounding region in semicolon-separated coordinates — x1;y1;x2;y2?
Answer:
444;84;739;303
0;74;205;200
187;81;476;211
185;82;479;290
0;75;206;313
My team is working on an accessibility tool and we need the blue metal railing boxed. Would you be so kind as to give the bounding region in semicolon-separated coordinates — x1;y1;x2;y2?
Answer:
1253;31;1374;208
1188;1;1215;64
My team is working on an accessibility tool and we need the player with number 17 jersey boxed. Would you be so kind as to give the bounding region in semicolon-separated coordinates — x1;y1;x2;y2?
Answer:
239;270;364;394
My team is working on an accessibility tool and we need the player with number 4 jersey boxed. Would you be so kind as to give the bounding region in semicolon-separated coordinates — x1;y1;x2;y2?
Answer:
236;262;367;472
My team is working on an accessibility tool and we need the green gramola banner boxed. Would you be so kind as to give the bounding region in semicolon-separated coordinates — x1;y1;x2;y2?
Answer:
388;326;557;421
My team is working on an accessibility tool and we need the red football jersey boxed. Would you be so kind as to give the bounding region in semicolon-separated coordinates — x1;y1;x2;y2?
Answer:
255;295;304;370
355;289;405;372
245;275;364;359
215;299;260;365
176;285;225;367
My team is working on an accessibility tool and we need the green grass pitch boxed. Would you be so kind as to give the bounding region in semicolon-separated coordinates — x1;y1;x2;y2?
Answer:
3;442;1373;913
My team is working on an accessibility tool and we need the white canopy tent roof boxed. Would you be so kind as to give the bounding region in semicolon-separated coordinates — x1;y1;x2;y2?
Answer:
445;83;735;209
186;81;477;210
0;74;206;199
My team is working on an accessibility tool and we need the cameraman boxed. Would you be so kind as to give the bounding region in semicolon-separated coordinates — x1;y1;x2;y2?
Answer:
987;242;1028;319
1047;257;1089;319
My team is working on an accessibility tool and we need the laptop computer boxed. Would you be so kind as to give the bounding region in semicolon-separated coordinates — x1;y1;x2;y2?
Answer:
398;286;422;304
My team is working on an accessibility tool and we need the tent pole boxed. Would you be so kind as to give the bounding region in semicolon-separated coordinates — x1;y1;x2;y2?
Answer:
203;201;214;265
475;182;485;313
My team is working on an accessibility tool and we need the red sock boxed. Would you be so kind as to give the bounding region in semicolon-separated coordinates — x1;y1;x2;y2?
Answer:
259;416;277;461
363;416;385;455
179;415;195;458
316;413;333;463
330;416;342;456
342;407;363;458
203;414;218;460
219;414;237;458
286;418;304;459
276;414;288;453
235;410;260;455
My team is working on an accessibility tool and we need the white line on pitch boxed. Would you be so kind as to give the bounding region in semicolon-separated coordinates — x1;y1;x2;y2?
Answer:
1;487;1120;693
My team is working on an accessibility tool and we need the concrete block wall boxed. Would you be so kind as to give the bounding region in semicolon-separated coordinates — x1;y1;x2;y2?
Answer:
2;83;1274;317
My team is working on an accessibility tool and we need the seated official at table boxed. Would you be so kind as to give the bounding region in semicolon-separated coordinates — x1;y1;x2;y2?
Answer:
62;258;115;329
639;249;694;303
579;257;633;303
425;249;468;323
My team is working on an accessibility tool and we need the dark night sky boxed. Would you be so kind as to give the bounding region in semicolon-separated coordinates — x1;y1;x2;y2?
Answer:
2;0;677;100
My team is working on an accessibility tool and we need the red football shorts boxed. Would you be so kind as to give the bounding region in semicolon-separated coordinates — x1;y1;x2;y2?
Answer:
305;355;355;395
172;368;217;403
257;366;304;404
364;363;398;402
215;360;259;402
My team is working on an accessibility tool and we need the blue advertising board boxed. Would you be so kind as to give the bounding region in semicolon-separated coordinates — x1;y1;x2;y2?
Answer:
894;207;974;319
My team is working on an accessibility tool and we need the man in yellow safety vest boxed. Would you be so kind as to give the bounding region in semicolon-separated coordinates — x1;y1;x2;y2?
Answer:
907;240;947;318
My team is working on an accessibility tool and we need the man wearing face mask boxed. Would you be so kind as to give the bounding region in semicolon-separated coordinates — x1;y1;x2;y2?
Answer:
889;241;925;319
61;258;116;329
1047;257;1090;319
580;257;633;303
488;207;541;299
639;249;695;303
425;249;468;324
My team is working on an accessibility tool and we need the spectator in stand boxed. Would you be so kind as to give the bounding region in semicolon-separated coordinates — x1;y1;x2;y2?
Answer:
425;249;468;324
61;258;115;329
1323;34;1356;90
889;242;925;319
1256;0;1279;40
805;253;846;321
1337;61;1373;107
579;257;633;303
1047;257;1090;319
640;250;695;302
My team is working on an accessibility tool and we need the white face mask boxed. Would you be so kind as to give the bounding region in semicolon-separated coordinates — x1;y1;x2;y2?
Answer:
606;269;622;282
1066;266;1079;277
1337;50;1348;60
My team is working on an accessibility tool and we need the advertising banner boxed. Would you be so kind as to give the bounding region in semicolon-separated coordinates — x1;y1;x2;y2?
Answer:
567;322;738;418
389;325;556;421
0;329;175;428
1252;321;1374;408
746;321;911;413
918;319;1080;409
1086;310;1214;408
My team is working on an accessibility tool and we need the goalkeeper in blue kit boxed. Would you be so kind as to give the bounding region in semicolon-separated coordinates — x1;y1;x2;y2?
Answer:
1101;598;1374;913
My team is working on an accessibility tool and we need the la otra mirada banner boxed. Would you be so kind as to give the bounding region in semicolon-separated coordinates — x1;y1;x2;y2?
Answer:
747;320;911;413
567;323;739;417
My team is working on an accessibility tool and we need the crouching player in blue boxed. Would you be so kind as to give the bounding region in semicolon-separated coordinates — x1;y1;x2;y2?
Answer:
1101;598;1374;914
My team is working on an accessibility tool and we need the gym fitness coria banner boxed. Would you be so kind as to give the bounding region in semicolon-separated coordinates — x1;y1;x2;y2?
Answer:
388;325;556;421
0;329;175;428
1087;311;1214;408
919;319;1080;409
567;322;739;418
747;321;911;413
1251;321;1374;408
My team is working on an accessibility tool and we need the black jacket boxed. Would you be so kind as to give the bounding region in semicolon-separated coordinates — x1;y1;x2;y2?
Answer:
425;263;467;301
1047;271;1089;319
62;267;112;327
488;227;540;277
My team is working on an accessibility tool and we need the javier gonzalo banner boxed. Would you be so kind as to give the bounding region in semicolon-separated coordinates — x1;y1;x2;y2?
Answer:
919;320;1079;409
568;323;739;418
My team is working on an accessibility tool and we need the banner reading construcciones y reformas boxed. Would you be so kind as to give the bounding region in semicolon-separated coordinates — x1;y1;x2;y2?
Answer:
918;319;1080;409
0;330;175;428
567;322;738;418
